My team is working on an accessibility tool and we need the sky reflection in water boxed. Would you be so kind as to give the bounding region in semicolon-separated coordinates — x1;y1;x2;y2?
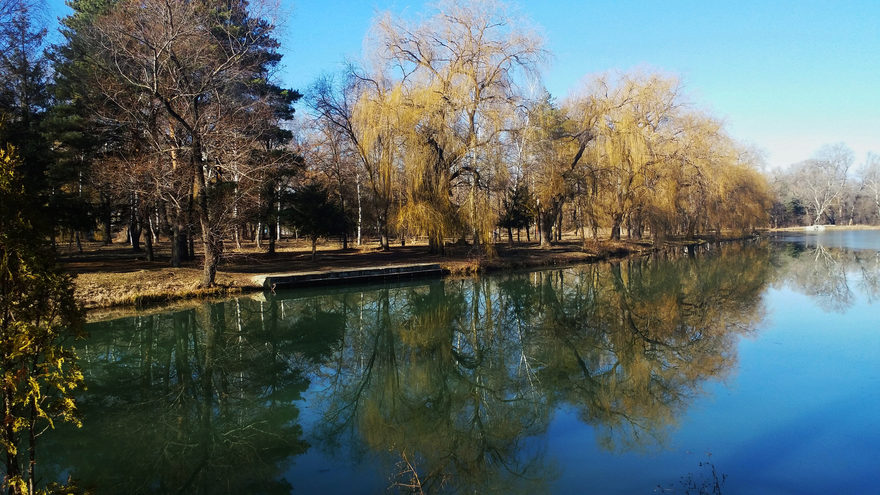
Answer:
47;233;880;494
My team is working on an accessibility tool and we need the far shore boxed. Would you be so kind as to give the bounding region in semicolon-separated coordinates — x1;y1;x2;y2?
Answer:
768;224;880;232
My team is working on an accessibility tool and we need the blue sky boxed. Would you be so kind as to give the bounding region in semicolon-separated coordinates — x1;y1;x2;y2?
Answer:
48;0;879;169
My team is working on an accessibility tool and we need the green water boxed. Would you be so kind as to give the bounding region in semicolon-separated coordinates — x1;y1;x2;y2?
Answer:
40;234;880;493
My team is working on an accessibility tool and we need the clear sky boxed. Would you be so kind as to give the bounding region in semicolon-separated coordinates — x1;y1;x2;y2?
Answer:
47;0;879;169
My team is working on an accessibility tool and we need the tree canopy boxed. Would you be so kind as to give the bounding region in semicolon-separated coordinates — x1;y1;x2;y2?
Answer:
1;0;876;278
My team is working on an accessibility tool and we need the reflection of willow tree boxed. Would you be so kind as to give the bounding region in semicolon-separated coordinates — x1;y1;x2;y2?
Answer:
43;298;343;494
777;244;880;311
313;283;553;493
532;244;770;451
312;243;772;492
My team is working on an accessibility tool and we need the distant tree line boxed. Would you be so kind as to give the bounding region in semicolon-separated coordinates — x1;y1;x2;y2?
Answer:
768;144;880;227
0;0;876;290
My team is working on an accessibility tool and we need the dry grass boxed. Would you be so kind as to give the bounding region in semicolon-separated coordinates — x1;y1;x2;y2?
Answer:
73;268;248;310
64;234;684;313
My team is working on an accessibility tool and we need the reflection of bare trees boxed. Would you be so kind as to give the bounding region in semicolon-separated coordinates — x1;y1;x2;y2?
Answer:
855;251;880;304
309;281;554;493
307;243;772;492
531;244;769;452
48;243;777;493
44;298;344;494
777;243;880;311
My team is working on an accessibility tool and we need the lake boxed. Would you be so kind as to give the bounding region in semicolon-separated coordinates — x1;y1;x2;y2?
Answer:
45;232;880;493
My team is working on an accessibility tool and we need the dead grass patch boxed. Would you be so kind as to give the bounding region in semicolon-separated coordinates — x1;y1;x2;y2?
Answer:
70;237;658;312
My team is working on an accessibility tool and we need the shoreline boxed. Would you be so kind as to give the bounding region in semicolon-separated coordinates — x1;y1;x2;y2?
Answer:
69;233;768;317
768;225;880;232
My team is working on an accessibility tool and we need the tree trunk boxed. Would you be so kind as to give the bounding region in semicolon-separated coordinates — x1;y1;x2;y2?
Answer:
171;223;182;267
193;137;219;287
144;221;154;262
268;190;277;255
102;194;113;245
555;213;562;242
146;208;157;244
185;194;195;261
507;226;513;245
233;184;242;250
311;236;317;261
539;212;554;248
356;174;363;246
277;186;282;242
339;192;348;250
128;192;142;251
128;226;141;252
268;225;276;254
378;210;390;251
610;214;623;241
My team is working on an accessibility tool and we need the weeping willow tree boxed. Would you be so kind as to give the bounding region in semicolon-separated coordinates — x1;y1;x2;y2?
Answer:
370;0;545;253
640;111;772;238
559;72;773;242
308;4;772;250
521;92;606;247
586;73;683;241
523;95;572;247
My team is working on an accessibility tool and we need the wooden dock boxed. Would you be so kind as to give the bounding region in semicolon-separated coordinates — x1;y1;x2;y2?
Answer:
254;263;445;290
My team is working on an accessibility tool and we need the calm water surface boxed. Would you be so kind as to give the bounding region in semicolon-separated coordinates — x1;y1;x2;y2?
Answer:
47;233;880;493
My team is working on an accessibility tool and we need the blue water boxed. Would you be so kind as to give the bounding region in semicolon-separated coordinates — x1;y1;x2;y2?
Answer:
37;233;880;493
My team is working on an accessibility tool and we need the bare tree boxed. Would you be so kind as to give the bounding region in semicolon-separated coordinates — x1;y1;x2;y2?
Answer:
859;153;880;222
310;74;396;250
84;0;287;285
791;143;853;225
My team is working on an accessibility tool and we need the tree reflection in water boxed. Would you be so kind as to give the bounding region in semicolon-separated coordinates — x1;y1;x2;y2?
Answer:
775;241;880;311
50;242;786;493
307;242;772;492
44;298;342;494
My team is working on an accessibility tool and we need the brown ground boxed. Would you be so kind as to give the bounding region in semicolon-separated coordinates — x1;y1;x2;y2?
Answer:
64;226;878;313
61;236;653;311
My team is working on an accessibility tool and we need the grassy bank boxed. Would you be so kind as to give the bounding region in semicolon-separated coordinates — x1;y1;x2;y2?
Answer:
66;234;752;313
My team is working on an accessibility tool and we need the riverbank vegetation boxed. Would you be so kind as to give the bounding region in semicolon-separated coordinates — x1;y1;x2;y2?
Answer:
1;126;83;495
66;234;662;311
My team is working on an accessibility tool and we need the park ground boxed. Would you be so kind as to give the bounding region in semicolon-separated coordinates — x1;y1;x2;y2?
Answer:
66;225;876;315
62;233;655;314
